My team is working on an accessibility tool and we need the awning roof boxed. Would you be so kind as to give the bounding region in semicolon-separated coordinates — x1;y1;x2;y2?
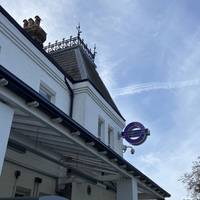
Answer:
0;64;170;198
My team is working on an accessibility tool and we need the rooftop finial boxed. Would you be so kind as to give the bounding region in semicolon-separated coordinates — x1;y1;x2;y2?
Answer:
76;22;82;38
93;44;97;59
23;19;28;28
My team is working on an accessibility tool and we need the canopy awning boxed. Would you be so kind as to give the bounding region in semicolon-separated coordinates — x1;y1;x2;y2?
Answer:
0;64;170;199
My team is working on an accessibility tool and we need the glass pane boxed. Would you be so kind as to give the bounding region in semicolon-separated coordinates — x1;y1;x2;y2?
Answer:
39;88;52;101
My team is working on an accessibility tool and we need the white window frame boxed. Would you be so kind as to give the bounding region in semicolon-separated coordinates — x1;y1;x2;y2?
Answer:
108;126;114;148
98;117;105;141
39;81;56;103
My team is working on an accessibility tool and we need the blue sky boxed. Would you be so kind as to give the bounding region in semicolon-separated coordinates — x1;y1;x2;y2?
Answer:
1;0;200;199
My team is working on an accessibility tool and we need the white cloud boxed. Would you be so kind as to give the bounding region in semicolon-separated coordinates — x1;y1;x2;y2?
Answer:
1;0;78;43
120;23;200;200
112;79;200;97
139;153;161;165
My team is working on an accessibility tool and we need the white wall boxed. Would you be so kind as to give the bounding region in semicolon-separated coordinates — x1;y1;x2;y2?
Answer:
84;94;123;155
0;12;71;114
0;149;117;199
72;182;116;200
0;161;57;197
73;82;125;155
0;102;14;175
73;92;87;127
117;178;138;200
0;148;67;197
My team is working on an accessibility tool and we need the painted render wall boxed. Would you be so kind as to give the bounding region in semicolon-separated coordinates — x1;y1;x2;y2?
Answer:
0;161;56;197
73;82;125;155
72;92;87;128
0;149;65;197
0;149;116;200
72;182;116;200
0;162;116;200
0;12;71;115
84;94;124;155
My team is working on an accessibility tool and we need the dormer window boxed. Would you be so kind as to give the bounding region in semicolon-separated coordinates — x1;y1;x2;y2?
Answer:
39;82;55;103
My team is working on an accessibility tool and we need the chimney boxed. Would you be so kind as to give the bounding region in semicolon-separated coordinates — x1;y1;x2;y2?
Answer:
23;16;46;47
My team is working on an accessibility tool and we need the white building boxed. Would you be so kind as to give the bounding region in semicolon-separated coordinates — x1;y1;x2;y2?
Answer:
0;5;170;200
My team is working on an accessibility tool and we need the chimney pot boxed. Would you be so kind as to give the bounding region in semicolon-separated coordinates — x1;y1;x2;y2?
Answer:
34;16;41;26
28;18;34;27
23;19;28;28
23;16;46;47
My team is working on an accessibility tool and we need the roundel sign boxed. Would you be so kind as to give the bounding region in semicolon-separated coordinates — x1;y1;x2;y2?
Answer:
122;122;150;145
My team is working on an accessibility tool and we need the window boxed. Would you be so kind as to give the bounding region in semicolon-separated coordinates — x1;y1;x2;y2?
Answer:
108;126;114;148
15;186;31;197
98;117;105;140
118;131;122;140
39;82;55;103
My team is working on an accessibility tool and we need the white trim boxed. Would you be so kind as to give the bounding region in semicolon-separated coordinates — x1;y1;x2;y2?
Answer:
98;116;105;141
39;81;56;103
108;125;114;148
73;82;125;129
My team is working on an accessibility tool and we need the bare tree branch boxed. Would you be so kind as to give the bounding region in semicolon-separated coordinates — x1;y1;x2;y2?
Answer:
180;157;200;200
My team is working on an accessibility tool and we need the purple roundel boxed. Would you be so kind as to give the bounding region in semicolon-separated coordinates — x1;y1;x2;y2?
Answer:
123;122;149;145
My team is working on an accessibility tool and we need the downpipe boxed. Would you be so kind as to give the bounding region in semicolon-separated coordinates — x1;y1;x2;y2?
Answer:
64;77;74;118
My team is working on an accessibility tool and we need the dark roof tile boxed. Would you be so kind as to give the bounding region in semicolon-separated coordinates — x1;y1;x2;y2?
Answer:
50;46;124;120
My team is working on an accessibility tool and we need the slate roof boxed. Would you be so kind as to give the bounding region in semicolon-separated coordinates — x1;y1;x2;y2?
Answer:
50;45;124;120
51;48;81;80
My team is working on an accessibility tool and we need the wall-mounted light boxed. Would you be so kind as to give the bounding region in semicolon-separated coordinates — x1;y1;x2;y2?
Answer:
87;185;91;195
122;145;135;155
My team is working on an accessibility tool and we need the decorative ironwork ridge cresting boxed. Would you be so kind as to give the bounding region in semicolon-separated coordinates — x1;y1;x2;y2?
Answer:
44;36;96;62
